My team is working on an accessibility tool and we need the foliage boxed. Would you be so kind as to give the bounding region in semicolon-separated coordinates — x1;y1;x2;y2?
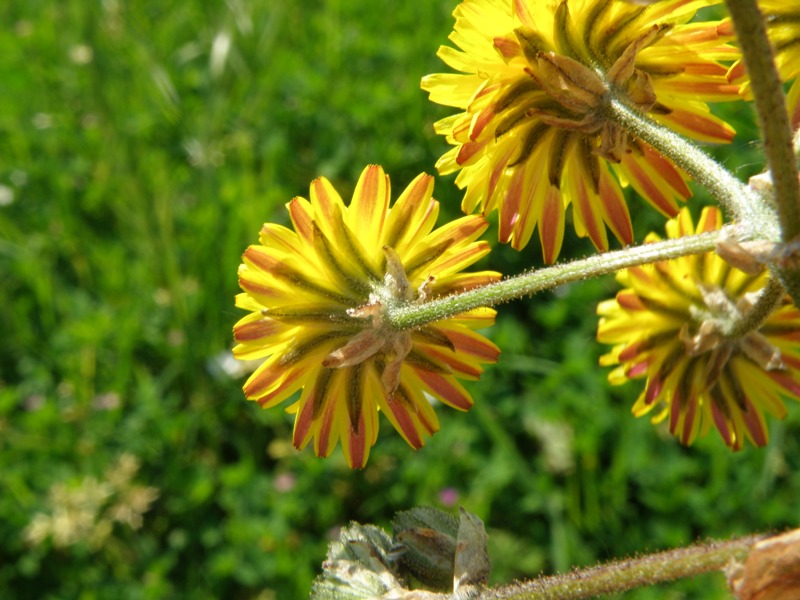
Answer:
1;1;798;598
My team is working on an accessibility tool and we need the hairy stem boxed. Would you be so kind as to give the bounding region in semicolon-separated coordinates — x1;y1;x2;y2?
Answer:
482;534;764;599
604;100;775;240
386;230;720;330
724;0;800;307
725;0;800;241
730;274;786;338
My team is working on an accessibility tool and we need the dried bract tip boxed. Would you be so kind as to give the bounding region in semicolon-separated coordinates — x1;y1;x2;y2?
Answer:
729;529;800;600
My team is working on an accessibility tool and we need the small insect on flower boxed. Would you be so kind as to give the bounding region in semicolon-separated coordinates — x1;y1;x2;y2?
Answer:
598;207;800;450
422;0;740;262
233;166;501;468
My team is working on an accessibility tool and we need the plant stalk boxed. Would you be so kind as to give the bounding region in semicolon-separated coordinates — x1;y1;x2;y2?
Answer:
481;534;764;599
724;0;800;241
730;274;786;338
724;0;800;306
604;100;775;240
386;230;720;330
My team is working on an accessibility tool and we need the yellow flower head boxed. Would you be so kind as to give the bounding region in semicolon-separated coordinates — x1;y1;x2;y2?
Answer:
727;0;800;128
233;166;501;468
422;0;739;262
598;207;800;450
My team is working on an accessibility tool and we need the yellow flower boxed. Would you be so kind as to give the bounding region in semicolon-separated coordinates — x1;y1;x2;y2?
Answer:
727;1;800;128
233;166;501;468
597;207;800;449
422;0;739;262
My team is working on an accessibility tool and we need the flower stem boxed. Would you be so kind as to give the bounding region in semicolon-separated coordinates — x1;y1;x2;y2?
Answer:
604;99;776;240
730;274;785;338
724;0;800;308
724;0;800;242
386;230;720;330
481;534;764;600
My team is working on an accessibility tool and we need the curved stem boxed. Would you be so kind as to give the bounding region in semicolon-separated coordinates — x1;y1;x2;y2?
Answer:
604;99;776;240
724;0;800;307
724;0;800;241
482;534;764;600
387;230;720;330
730;274;785;338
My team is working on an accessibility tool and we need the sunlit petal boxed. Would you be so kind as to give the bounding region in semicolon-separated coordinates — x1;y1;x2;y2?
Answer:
598;207;800;450
423;0;739;261
233;168;500;467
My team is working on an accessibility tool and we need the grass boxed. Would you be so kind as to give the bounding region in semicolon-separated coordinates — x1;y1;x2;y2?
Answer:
0;1;798;598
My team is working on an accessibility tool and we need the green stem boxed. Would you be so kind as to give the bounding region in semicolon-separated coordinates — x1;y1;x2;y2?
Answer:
730;274;785;338
724;0;800;307
604;99;776;240
724;0;800;241
387;230;720;330
482;534;764;599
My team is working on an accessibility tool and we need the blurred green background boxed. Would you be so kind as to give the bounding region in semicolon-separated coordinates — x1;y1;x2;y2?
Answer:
1;1;797;598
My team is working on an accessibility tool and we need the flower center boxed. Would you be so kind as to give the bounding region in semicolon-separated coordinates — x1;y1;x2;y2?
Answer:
681;285;784;386
322;246;432;396
492;23;666;173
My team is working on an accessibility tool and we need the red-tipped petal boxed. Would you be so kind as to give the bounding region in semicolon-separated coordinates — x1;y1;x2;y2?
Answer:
457;139;488;166
711;401;734;447
287;197;315;245
627;361;649;378
244;359;295;400
681;395;698;444
599;171;634;245
435;326;500;363
768;371;800;400
619;155;681;217
616;291;646;311
536;185;565;263
418;347;482;379
310;176;347;244
259;223;304;254
313;380;341;458
742;397;768;447
500;167;525;244
658;108;735;144
645;376;664;405
696;206;721;233
344;410;369;469
234;317;286;343
427;239;491;278
348;165;389;247
571;173;607;250
414;369;474;411
385;174;438;253
385;395;424;449
669;390;682;436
